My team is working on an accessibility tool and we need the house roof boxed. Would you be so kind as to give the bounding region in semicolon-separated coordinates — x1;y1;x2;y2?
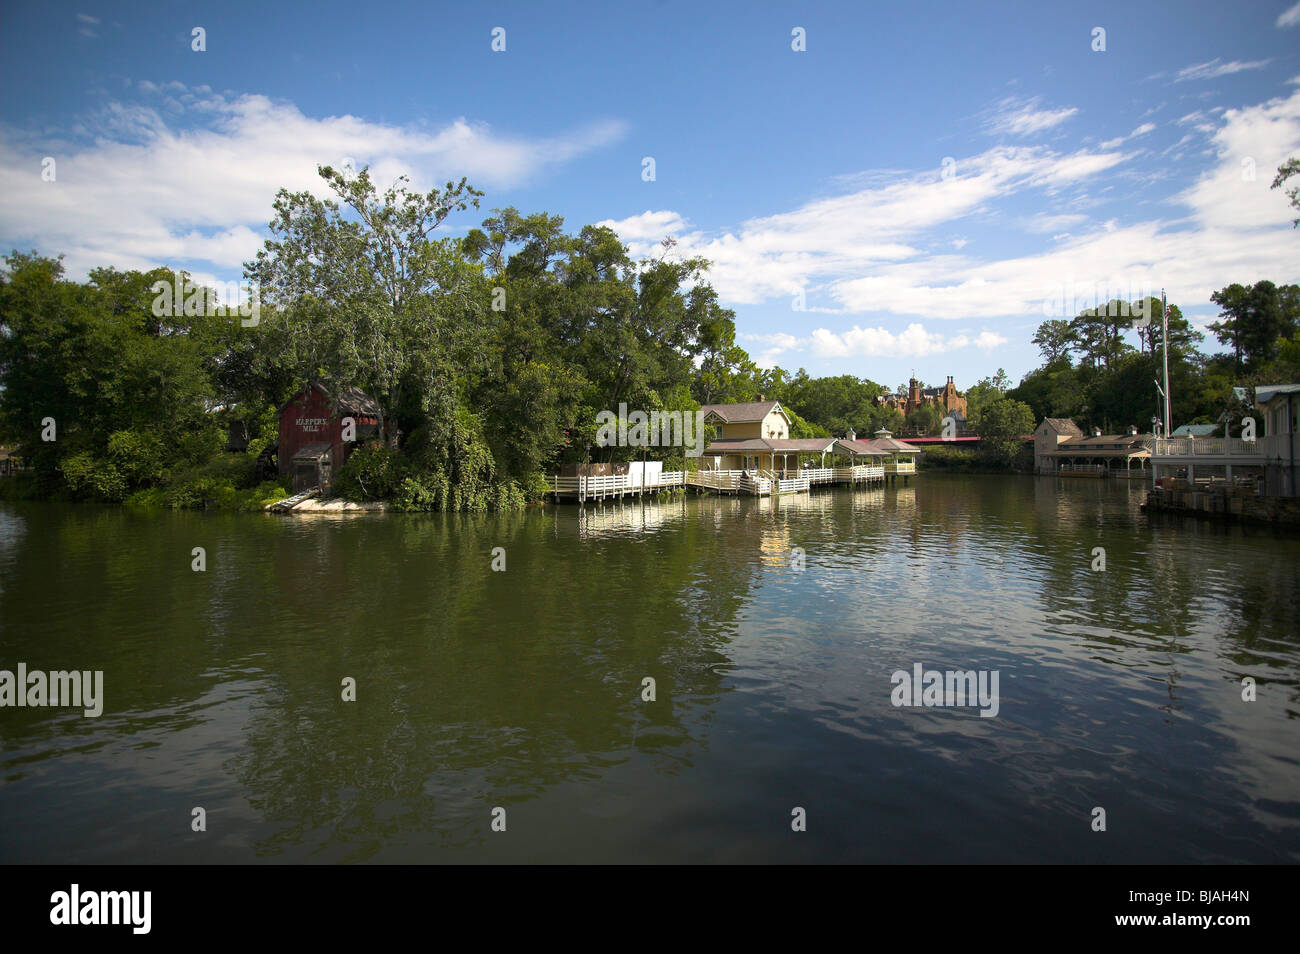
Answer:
1041;447;1151;458
867;436;922;454
278;381;381;418
1171;424;1216;437
291;443;335;461
699;400;782;423
1042;434;1151;457
1041;417;1084;436
704;437;837;454
337;386;382;417
1255;384;1300;405
835;439;887;457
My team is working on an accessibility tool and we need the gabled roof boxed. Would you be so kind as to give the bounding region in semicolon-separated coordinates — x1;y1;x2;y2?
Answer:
1041;417;1084;436
1171;424;1216;437
337;386;381;417
1255;384;1300;404
699;400;784;423
279;381;381;417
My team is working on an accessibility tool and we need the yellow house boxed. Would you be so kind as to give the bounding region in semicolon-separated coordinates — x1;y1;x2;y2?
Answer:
700;400;837;474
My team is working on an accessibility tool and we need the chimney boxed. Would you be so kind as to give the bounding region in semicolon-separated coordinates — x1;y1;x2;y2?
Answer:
1092;426;1102;437
758;394;764;402
1127;425;1138;436
846;427;856;442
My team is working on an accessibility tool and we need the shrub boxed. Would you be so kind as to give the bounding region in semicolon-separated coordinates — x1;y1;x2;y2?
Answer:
334;442;408;501
61;452;128;501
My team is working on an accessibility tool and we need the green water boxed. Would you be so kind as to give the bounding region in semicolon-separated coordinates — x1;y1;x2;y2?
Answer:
1;475;1297;862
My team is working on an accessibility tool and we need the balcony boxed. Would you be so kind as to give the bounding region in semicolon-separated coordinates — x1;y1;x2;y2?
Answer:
1152;434;1290;461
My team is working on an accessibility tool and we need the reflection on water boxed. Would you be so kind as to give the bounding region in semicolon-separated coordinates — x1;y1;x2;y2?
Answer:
0;475;1298;863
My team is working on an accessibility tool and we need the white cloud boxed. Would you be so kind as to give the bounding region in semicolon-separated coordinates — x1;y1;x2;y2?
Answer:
983;96;1078;136
610;144;1126;309
1023;212;1089;233
743;323;1009;363
1102;122;1157;149
0;84;627;278
1175;58;1271;82
594;209;691;242
605;83;1300;368
76;13;99;24
1278;2;1300;28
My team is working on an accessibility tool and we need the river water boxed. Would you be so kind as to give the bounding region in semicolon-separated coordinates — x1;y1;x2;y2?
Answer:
1;475;1297;863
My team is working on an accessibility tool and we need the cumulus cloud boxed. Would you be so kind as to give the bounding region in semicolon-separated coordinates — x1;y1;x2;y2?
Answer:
0;83;627;278
609;143;1126;308
602;84;1300;363
742;323;1009;365
1278;2;1300;28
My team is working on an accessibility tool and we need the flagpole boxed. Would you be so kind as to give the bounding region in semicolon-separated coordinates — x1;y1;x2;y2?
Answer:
1162;289;1171;435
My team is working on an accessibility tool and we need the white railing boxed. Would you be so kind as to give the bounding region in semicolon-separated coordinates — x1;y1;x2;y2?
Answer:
1153;434;1291;459
1060;464;1107;474
549;462;894;497
772;475;810;493
832;464;885;480
887;460;917;474
689;470;741;491
800;467;836;483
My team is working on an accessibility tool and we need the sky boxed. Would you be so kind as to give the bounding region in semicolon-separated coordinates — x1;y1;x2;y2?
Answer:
2;0;1299;390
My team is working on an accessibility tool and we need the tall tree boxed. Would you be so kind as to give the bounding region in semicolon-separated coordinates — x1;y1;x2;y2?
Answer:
1031;319;1077;364
1273;156;1300;228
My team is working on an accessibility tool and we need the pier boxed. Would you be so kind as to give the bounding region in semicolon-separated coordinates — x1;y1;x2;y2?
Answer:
549;465;890;503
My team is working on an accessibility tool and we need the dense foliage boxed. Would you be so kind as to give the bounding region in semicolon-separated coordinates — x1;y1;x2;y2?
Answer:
1010;285;1300;435
4;156;1296;506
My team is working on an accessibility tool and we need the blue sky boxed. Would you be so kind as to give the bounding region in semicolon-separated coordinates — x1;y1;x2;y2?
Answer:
2;1;1299;389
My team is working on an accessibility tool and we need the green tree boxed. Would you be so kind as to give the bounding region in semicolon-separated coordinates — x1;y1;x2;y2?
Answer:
1031;320;1077;365
975;397;1035;466
1273;156;1300;228
1209;281;1299;372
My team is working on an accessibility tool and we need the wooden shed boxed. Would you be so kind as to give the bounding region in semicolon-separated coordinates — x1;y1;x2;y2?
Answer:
277;382;381;490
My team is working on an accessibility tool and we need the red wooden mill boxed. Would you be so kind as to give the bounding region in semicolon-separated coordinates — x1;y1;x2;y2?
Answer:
277;382;381;493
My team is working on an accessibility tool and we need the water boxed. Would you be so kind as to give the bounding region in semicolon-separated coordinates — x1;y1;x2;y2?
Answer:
1;475;1297;863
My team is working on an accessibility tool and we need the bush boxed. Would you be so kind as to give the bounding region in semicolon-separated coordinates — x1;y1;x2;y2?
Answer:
61;452;128;501
518;471;552;503
390;471;449;511
334;442;409;501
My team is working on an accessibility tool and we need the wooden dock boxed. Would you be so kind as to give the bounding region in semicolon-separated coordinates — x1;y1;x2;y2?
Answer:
549;465;890;503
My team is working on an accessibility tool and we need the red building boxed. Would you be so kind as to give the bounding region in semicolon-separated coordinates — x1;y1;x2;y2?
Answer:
277;382;381;492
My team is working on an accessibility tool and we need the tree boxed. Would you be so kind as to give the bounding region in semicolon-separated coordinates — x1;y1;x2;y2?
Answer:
0;253;231;499
1209;281;1299;372
975;397;1035;466
245;165;485;443
1031;320;1077;365
1273;156;1300;228
965;368;1011;427
1069;301;1133;370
